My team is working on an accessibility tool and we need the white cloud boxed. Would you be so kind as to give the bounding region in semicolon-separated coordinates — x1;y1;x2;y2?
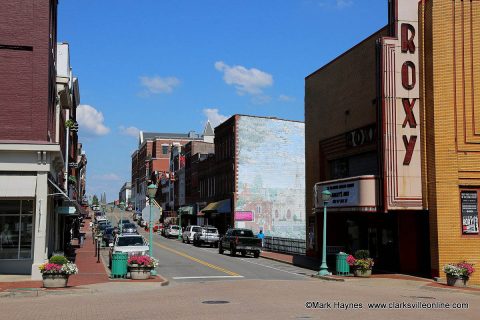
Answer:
214;61;273;96
203;108;229;127
278;94;295;102
336;0;353;8
140;76;180;95
77;105;110;136
92;173;122;181
119;126;140;138
316;0;353;9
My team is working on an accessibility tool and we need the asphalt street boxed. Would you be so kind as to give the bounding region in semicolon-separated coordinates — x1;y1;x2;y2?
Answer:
107;209;316;284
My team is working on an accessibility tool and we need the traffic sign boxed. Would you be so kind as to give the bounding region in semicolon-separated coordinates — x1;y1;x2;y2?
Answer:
142;205;161;223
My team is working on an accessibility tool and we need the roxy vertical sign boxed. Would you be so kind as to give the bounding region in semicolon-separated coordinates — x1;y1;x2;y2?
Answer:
381;0;423;210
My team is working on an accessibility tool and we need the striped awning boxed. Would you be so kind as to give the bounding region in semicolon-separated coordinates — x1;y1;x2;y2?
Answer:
198;199;231;216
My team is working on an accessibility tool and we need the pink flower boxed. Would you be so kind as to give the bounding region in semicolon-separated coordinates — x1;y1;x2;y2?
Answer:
346;255;356;266
457;262;475;276
128;255;153;267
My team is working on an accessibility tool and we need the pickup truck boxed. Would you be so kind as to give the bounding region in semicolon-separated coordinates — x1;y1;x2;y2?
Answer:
218;228;261;258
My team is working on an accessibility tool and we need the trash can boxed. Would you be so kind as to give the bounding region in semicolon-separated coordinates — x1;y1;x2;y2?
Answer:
111;252;128;278
335;252;350;276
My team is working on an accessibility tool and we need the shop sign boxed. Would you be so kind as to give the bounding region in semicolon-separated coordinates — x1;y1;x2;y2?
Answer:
314;176;379;211
461;191;479;234
346;124;376;148
234;211;254;221
381;0;423;210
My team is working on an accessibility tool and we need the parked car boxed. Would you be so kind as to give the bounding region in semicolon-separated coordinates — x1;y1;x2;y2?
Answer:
118;219;131;227
103;227;118;245
108;234;149;267
120;223;138;234
164;225;181;238
193;226;219;247
182;225;202;244
218;228;262;258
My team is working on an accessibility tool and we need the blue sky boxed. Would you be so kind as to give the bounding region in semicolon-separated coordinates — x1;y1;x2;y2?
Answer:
58;0;387;202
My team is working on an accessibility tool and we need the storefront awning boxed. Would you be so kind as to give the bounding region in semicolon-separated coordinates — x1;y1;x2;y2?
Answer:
178;205;194;215
199;199;231;216
0;175;37;197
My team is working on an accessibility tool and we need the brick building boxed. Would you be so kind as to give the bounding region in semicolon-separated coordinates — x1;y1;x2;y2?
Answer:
177;140;215;226
131;124;214;212
0;1;86;278
198;115;306;247
305;0;480;284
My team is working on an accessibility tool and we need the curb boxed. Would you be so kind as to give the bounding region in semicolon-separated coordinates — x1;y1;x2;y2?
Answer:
311;274;346;282
260;253;317;271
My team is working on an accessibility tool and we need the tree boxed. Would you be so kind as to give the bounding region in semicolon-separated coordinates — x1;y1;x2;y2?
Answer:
92;194;99;205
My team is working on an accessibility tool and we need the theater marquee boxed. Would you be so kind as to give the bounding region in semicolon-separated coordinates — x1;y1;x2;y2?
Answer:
381;0;423;210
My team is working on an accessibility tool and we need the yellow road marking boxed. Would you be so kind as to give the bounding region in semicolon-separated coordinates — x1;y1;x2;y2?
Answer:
109;209;238;276
153;242;240;277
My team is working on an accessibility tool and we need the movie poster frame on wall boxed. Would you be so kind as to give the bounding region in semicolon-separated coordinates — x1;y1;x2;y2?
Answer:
460;190;479;235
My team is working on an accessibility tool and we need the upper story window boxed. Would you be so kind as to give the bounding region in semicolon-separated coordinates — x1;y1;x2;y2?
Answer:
162;145;169;155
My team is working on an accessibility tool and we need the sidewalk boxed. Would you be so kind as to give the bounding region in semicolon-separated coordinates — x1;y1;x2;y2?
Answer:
1;215;167;292
260;250;480;293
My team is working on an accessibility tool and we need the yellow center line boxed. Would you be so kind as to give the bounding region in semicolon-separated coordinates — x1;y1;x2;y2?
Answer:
153;242;241;277
109;210;239;276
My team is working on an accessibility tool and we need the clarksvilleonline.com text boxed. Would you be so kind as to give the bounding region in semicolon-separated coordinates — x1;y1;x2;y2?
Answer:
304;301;469;310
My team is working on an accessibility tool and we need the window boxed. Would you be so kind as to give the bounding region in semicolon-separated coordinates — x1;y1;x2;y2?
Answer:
0;200;34;260
162;145;168;155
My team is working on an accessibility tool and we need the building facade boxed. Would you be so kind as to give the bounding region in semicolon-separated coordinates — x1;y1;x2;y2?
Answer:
131;124;215;212
305;0;480;284
0;1;85;278
118;182;131;205
420;0;480;285
198;115;306;252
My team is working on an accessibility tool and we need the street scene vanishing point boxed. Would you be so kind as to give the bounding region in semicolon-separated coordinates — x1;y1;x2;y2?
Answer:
0;0;479;319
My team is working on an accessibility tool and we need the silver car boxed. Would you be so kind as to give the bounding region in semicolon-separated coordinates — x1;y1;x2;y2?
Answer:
108;234;149;267
193;226;220;247
182;225;202;244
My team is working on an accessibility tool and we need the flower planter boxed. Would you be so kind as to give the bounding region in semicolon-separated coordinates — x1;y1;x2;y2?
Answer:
129;266;151;280
446;274;468;287
42;274;69;288
353;269;372;278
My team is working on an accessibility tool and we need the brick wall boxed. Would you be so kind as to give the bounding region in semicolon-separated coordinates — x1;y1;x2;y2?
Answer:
421;0;480;284
305;27;388;217
0;0;57;142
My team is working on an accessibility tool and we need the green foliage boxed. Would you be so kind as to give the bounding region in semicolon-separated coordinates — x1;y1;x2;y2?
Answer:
49;255;69;265
354;249;370;259
92;195;99;205
65;119;75;129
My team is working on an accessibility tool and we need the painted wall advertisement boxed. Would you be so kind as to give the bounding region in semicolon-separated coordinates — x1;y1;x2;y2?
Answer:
461;191;479;234
235;116;305;240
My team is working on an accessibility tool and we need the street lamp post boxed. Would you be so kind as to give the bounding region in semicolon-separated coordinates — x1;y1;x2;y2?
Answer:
147;183;158;276
318;188;332;276
119;201;125;235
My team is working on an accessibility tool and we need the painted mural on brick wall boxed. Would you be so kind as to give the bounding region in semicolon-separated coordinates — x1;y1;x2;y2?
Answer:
235;116;305;240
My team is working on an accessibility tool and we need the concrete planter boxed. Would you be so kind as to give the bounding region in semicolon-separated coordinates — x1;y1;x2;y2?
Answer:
42;274;69;288
446;274;468;287
129;266;151;280
353;269;372;277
